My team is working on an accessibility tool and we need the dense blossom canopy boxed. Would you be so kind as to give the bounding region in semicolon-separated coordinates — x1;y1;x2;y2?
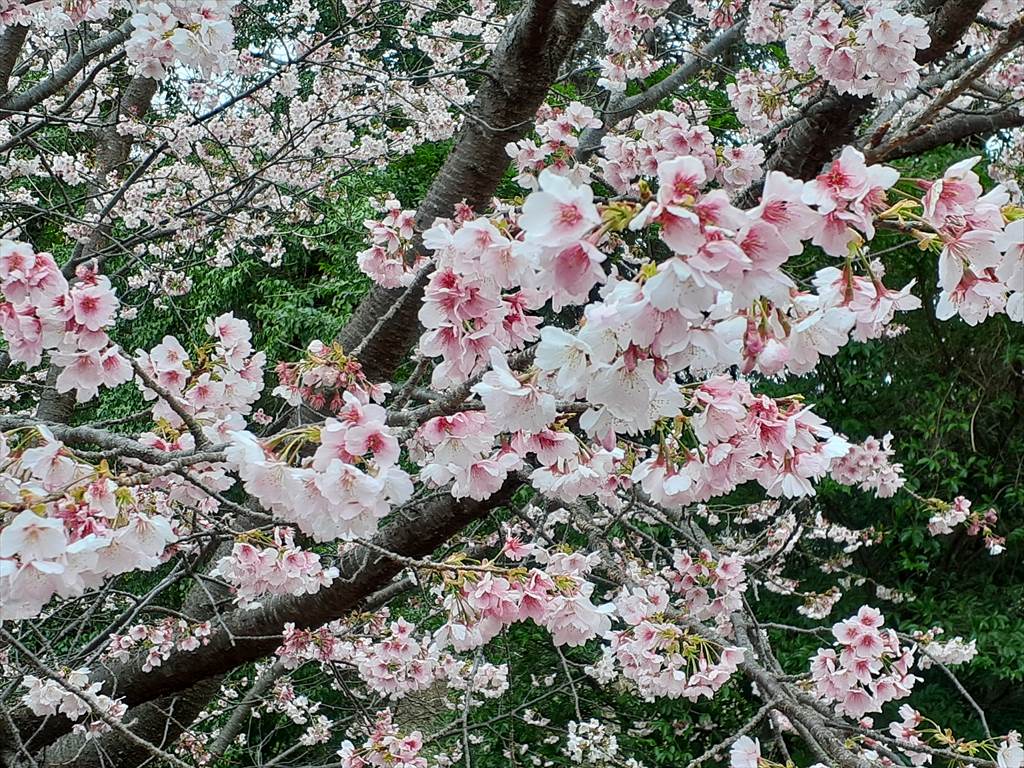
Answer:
0;0;1021;767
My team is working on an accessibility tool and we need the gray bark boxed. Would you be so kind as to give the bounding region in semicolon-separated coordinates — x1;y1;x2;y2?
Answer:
867;107;1024;163
0;25;28;97
34;679;222;768
0;23;132;118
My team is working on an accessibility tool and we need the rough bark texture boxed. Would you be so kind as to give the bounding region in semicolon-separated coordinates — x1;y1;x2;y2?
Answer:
33;365;76;425
35;679;223;768
867;108;1024;162
916;0;988;65
766;91;874;181
336;0;597;382
0;25;27;97
728;89;873;208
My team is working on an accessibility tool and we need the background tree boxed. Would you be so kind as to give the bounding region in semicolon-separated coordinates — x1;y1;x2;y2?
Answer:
0;1;1022;768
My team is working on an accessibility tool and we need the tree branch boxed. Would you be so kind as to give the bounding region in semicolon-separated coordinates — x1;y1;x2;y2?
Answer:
15;483;516;750
0;22;132;117
335;0;598;382
866;107;1024;162
577;23;746;161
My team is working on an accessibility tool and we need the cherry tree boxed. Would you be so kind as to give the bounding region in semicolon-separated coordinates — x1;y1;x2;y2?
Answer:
0;1;1022;767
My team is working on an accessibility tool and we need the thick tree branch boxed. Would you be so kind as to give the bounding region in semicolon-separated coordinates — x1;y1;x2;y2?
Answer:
16;483;516;750
336;0;597;382
0;22;132;117
0;24;28;97
916;0;988;65
0;416;225;465
36;679;223;768
733;88;872;207
866;107;1024;162
899;13;1024;136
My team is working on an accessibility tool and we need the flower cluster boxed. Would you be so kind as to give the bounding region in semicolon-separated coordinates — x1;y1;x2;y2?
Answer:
415;203;555;387
261;676;331;737
926;495;973;536
356;198;426;288
105;619;213;672
608;597;745;701
810;606;918;718
360;145;954;515
0;0;31;28
667;548;748;622
798;587;844;620
434;550;613;651
910;627;978;670
9;0;481;292
505;102;601;189
801;146;901;256
926;495;1004;554
0;241;131;402
412;411;505;501
440;657;510;702
21;668;127;738
213;527;339;608
564;719;620;764
922;158;1023;325
632;378;851;504
886;708;1023;768
3;0;1024;758
274;609;511;708
594;0;671;92
126;0;238;80
135;312;265;429
226;393;412;541
887;705;931;766
277;621;345;669
135;429;233;512
527;436;625;507
337;709;427;768
727;69;799;136
719;144;767;193
273;340;389;413
349;617;439;699
1;431;177;620
830;432;905;497
785;0;930;98
599;107;719;195
600;549;746;701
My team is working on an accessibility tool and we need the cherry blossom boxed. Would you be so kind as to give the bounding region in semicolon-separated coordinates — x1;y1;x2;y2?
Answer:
810;606;918;718
213;527;340;608
2;3;1022;763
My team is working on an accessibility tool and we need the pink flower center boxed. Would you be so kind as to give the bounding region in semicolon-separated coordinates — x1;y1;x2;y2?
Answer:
557;204;583;227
